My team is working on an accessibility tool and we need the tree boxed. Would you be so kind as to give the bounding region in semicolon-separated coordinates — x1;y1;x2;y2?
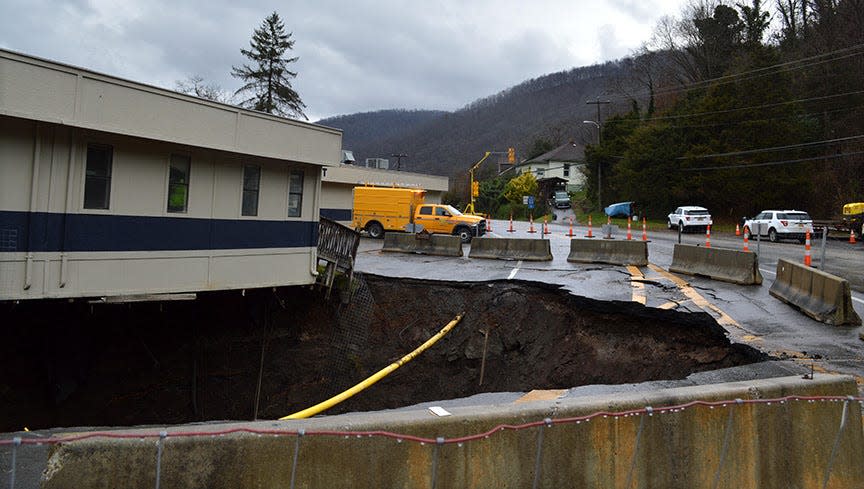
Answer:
503;172;538;206
232;12;307;119
175;75;229;103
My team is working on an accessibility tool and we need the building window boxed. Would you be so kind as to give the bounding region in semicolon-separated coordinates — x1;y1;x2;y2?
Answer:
84;144;113;210
242;165;261;216
288;170;303;217
564;164;570;177
167;154;190;213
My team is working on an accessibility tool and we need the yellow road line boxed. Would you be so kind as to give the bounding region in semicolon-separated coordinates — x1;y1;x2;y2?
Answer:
658;301;679;310
627;266;647;305
647;263;745;332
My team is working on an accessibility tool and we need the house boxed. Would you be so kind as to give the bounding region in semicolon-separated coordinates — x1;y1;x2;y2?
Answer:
0;48;341;301
516;142;586;192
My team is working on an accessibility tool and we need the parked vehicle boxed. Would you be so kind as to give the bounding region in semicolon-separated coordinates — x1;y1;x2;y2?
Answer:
743;210;813;243
813;202;864;239
352;186;486;243
552;191;571;209
667;206;712;232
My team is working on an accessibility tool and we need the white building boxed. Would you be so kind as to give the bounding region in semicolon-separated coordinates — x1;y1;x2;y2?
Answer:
516;142;586;191
0;49;341;301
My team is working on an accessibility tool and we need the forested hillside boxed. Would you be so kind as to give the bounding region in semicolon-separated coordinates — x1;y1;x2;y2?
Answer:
318;62;639;182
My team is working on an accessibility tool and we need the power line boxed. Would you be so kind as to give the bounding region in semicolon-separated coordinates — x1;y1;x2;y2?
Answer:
652;104;864;130
681;150;864;171
680;134;864;160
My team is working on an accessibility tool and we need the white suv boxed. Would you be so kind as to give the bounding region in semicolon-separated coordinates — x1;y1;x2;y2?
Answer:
744;210;813;243
668;206;712;232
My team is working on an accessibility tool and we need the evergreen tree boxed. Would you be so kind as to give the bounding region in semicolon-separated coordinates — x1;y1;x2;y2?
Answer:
232;12;307;119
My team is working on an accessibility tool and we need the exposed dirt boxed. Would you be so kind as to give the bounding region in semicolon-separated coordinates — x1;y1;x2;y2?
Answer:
0;275;766;432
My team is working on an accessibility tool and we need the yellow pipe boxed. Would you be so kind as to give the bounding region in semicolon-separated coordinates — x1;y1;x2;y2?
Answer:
280;313;464;420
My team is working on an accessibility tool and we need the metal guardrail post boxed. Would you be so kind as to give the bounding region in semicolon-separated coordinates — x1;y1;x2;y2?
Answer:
756;223;761;256
820;227;827;269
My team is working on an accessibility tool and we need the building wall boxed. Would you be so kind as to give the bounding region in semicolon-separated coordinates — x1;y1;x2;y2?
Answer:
518;160;586;191
0;116;325;300
321;164;449;226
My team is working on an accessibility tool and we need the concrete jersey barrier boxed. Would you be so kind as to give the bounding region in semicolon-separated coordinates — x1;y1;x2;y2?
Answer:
381;233;463;257
769;258;862;326
469;237;552;261
668;244;763;285
566;239;648;266
22;375;864;489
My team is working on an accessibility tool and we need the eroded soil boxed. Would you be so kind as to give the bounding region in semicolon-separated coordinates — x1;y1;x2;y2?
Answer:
0;275;765;432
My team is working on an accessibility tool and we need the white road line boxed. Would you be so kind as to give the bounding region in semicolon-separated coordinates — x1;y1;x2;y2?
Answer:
507;260;523;280
853;296;864;305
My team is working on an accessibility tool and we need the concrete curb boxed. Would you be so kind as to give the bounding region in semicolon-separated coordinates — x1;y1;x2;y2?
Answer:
769;258;862;326
468;237;552;261
566;239;648;266
668;244;763;285
381;233;463;257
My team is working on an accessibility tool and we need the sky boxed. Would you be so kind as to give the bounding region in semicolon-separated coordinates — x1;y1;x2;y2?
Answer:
0;0;690;121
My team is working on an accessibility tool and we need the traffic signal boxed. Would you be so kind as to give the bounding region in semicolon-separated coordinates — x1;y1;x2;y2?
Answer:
472;181;480;197
507;147;515;163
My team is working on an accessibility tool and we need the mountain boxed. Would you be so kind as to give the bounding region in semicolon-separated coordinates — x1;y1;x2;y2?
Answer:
317;59;641;179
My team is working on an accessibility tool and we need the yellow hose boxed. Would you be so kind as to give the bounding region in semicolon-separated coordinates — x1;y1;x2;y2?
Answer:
280;313;464;420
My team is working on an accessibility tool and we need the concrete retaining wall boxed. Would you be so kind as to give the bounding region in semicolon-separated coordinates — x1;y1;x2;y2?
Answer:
468;237;552;261
381;233;463;257
669;244;763;285
769;258;862;326
11;375;862;489
566;239;648;266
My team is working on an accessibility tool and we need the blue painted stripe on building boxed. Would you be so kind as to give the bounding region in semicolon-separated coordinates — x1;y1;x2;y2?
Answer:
0;211;317;252
320;208;352;221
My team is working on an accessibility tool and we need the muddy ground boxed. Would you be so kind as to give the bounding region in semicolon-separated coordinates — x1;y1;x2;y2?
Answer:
0;274;766;432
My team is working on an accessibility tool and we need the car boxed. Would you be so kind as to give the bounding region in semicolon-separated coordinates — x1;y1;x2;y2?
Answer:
667;206;712;232
552;191;571;209
743;210;814;243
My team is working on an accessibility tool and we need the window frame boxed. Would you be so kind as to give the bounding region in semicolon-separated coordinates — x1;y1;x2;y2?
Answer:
287;169;304;218
241;164;261;217
83;143;113;210
166;154;191;214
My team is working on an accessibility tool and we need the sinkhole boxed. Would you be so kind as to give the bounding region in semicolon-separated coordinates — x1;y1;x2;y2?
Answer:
0;274;766;432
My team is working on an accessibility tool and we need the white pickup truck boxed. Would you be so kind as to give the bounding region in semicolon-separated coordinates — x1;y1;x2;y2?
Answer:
668;206;712;233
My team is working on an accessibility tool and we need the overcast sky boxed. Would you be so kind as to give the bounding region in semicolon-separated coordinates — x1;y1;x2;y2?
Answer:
1;0;690;121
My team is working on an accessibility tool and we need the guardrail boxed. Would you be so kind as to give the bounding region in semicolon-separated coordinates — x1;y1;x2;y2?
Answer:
769;258;862;326
567;239;648;266
669;244;762;285
468;237;552;261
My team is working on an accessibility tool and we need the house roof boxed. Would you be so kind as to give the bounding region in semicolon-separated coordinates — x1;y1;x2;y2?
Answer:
525;142;586;164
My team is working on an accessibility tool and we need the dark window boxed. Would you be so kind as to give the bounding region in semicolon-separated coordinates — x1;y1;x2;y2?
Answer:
83;144;112;209
419;206;432;216
435;207;449;217
563;164;570;177
288;170;303;217
167;154;190;213
242;165;261;216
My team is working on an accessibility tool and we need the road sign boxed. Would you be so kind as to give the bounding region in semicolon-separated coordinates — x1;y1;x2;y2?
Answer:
528;196;535;209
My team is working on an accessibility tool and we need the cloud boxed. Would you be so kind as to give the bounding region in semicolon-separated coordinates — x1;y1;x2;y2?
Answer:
0;0;689;120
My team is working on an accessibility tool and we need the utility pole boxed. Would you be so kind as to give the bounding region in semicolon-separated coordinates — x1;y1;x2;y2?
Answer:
390;153;408;171
586;97;610;210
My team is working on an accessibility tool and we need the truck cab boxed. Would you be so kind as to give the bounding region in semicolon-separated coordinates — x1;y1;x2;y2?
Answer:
414;204;486;243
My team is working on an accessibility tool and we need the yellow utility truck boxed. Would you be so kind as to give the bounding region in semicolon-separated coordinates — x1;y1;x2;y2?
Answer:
352;187;486;243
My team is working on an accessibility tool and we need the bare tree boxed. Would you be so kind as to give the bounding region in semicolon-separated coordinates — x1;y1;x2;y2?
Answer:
175;75;229;103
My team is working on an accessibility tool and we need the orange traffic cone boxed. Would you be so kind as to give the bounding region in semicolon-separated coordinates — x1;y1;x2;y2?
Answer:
735;223;741;236
543;217;550;235
527;214;536;233
706;225;711;248
507;212;515;233
642;217;648;241
743;232;750;252
626;219;633;240
586;215;594;238
567;217;574;237
804;230;812;266
851;228;857;244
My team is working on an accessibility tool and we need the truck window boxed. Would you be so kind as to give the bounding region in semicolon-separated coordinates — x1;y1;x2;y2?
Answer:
436;207;449;217
419;206;432;216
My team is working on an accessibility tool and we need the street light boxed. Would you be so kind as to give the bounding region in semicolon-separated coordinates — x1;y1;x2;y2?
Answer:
582;120;602;210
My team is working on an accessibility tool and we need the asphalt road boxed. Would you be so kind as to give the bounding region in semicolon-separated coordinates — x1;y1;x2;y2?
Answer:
356;214;864;392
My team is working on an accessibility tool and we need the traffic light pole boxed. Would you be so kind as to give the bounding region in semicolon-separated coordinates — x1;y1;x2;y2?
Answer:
465;148;515;215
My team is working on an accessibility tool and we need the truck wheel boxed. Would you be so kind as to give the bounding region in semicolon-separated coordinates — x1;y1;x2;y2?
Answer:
366;221;384;239
455;226;472;244
768;228;778;242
